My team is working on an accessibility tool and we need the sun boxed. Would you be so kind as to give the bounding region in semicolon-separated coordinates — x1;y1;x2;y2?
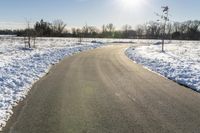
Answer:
123;0;139;6
118;0;143;9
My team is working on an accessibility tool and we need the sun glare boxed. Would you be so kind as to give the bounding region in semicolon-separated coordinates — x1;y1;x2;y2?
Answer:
118;0;144;9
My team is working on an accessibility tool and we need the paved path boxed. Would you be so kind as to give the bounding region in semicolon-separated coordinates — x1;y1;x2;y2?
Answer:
4;45;200;133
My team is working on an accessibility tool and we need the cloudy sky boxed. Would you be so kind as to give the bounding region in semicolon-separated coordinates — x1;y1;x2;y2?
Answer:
0;0;199;29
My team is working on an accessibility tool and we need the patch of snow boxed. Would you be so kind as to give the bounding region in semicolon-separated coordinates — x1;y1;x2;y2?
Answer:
126;40;200;92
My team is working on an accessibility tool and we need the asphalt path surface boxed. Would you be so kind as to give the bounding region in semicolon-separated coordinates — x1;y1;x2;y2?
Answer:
3;45;200;133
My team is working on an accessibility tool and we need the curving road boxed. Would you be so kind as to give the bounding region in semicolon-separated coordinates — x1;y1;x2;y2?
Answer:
4;45;200;133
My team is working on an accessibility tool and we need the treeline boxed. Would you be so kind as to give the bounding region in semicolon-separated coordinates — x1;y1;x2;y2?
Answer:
0;19;200;40
15;20;137;39
135;20;200;40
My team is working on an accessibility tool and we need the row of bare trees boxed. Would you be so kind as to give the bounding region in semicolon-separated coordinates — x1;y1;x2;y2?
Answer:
135;20;200;40
1;19;200;40
71;23;136;39
57;20;200;40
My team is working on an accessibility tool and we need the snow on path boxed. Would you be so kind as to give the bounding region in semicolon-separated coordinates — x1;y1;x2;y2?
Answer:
126;41;200;92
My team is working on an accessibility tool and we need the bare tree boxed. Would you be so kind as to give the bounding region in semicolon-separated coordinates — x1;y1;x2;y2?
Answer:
82;24;89;37
101;25;107;37
106;23;115;37
122;24;134;38
186;20;200;40
24;20;31;48
87;26;99;37
166;23;172;39
24;20;36;48
106;23;115;33
156;6;170;52
136;25;145;38
122;24;132;32
75;28;83;44
52;20;66;36
102;25;107;33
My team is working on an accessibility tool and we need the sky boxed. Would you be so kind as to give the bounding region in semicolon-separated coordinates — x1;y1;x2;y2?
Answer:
0;0;199;30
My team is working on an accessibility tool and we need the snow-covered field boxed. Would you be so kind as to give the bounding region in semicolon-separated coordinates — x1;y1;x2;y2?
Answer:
126;40;200;92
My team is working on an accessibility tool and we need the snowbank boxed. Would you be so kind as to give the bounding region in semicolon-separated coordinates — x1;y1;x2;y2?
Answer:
126;41;200;92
